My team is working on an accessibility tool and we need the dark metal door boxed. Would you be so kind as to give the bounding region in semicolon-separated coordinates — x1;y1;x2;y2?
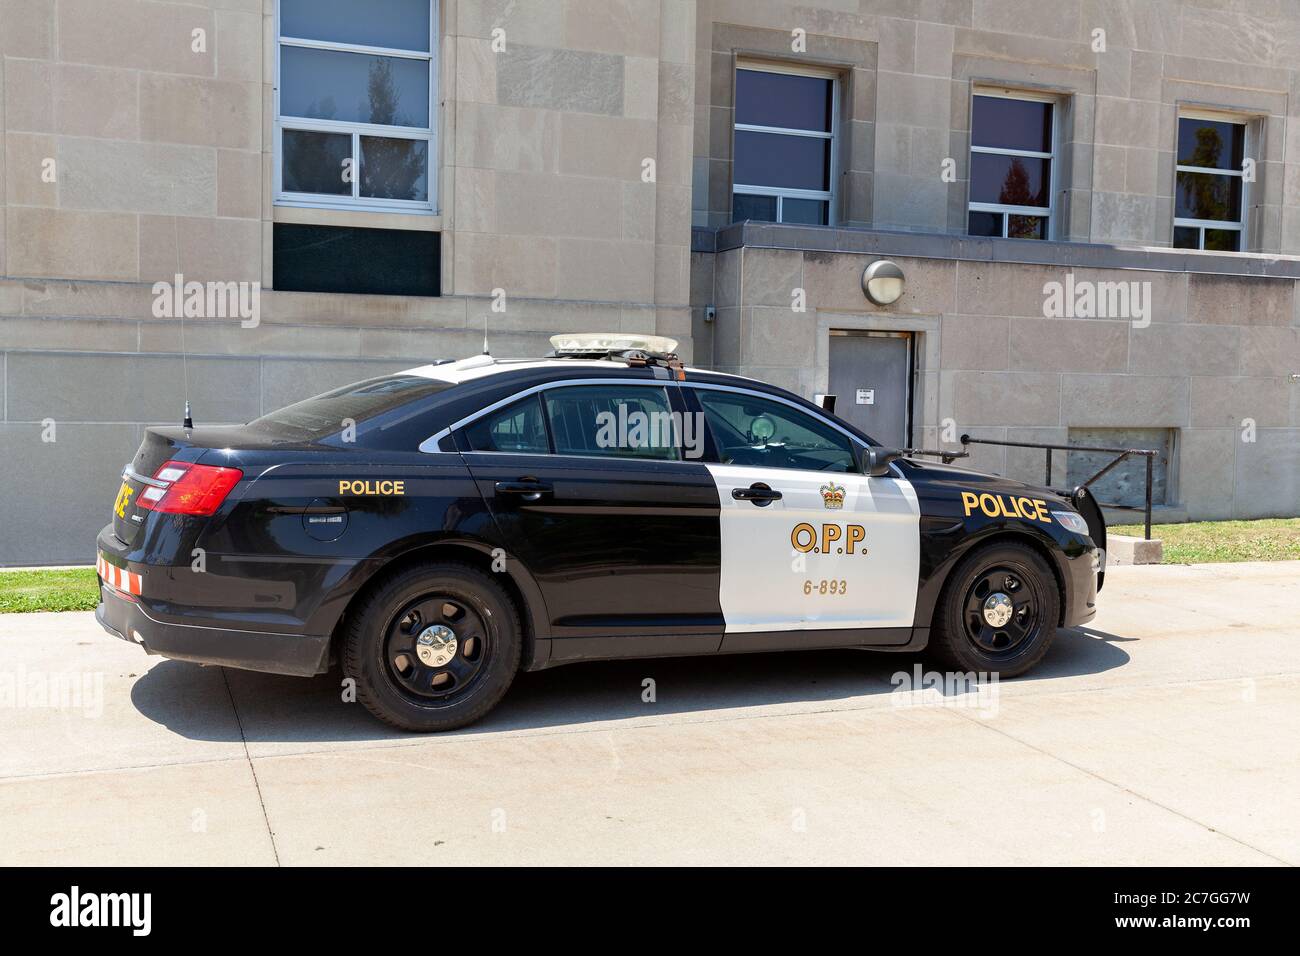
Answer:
827;331;912;447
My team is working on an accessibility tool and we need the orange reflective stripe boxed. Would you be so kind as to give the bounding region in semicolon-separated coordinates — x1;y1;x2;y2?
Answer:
98;553;142;596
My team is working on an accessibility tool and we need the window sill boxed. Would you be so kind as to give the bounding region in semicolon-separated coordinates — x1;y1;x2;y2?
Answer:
710;221;1300;278
273;204;441;233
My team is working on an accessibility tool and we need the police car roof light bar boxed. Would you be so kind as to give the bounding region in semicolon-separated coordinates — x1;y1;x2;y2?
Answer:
549;333;678;356
547;333;684;376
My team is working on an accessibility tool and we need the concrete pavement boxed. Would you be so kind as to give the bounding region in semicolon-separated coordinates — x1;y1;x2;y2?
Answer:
0;561;1297;865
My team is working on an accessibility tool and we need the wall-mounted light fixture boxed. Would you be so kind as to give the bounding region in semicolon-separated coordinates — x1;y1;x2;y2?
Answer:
861;259;905;306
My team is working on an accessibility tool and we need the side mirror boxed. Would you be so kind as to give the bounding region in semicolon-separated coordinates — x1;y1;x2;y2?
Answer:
863;446;904;477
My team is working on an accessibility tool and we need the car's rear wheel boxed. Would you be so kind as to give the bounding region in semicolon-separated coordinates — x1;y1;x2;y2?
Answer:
342;562;521;731
927;542;1059;677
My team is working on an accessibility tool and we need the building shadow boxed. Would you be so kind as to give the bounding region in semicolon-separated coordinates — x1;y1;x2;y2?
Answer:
130;625;1133;745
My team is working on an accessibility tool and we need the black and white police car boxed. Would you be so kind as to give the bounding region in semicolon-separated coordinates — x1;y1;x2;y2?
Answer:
97;333;1104;731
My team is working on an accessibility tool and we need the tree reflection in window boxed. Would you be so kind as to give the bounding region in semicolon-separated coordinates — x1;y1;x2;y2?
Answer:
967;93;1053;240
1173;116;1246;250
277;2;434;209
360;61;426;201
1178;127;1230;222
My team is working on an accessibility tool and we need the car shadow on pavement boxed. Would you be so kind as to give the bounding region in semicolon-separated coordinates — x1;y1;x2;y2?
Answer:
129;625;1133;744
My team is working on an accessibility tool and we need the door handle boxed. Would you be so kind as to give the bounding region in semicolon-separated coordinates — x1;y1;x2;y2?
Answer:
495;479;553;501
731;483;782;506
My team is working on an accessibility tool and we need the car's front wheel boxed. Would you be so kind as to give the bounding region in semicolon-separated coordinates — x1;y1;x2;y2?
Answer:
927;542;1060;677
342;562;521;731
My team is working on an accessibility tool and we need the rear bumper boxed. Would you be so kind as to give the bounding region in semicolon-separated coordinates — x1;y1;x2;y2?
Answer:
96;522;331;677
95;582;329;678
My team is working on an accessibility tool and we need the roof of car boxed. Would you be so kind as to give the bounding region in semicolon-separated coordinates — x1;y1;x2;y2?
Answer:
401;355;749;385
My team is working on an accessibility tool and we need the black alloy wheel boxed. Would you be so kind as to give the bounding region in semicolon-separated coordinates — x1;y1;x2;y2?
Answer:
927;542;1060;677
343;562;521;732
961;566;1043;659
384;594;491;702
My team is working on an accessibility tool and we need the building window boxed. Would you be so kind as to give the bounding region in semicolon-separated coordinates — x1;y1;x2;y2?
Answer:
732;64;837;225
1173;113;1247;251
967;92;1055;239
276;0;436;213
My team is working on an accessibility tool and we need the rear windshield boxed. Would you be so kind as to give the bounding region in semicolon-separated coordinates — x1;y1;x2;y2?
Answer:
248;374;454;440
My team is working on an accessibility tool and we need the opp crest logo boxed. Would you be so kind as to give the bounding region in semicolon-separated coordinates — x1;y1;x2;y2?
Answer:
819;481;845;510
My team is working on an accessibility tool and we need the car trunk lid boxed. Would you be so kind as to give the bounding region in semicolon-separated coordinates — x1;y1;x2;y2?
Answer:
112;429;198;546
110;425;282;546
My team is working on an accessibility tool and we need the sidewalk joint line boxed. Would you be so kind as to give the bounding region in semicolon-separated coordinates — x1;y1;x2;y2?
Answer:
222;668;282;866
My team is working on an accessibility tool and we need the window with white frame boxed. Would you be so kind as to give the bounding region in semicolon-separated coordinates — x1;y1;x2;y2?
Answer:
276;0;436;213
967;91;1055;239
1173;113;1247;251
732;64;837;225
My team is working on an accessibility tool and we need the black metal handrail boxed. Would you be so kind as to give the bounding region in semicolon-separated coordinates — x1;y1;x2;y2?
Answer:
901;447;969;461
959;434;1160;540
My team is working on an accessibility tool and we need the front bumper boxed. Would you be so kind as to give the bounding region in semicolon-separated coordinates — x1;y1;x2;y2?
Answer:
1062;545;1100;628
95;581;329;678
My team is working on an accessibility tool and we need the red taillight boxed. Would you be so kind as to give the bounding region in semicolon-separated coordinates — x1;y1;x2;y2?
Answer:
136;460;243;516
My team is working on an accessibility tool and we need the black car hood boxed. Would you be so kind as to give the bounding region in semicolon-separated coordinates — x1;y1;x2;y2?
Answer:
898;457;1072;508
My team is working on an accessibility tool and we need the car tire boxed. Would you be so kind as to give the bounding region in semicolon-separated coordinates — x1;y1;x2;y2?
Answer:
342;561;521;732
927;542;1060;678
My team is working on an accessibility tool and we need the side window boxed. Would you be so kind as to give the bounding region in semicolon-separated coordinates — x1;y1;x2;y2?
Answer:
542;385;679;461
460;395;549;453
698;390;858;473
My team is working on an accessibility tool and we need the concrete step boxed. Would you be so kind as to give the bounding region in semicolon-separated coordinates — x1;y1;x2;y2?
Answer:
1107;534;1164;565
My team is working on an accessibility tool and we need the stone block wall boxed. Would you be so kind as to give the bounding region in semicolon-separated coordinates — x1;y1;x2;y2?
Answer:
0;1;702;563
700;227;1299;521
694;0;1300;253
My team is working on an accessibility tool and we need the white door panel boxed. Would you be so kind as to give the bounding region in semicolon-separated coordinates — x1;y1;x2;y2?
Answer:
707;464;920;632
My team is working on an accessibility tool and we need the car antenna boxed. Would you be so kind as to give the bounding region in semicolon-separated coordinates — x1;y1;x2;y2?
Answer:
171;182;193;429
482;315;491;356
